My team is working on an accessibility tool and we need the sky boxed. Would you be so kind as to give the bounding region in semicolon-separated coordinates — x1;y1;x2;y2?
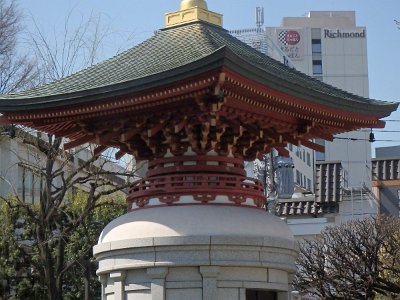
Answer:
16;0;400;156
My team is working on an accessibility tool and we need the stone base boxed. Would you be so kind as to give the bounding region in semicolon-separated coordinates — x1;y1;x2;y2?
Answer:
94;206;298;300
99;266;292;300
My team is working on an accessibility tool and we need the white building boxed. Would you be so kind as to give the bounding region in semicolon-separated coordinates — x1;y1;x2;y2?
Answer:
0;126;131;203
266;11;371;190
234;11;372;192
233;11;378;238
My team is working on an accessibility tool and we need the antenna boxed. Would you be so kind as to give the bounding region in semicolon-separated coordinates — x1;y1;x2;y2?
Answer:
256;7;264;28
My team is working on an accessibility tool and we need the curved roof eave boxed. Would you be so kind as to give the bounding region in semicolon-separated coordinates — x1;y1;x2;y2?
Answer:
0;43;397;119
220;49;398;118
0;48;229;112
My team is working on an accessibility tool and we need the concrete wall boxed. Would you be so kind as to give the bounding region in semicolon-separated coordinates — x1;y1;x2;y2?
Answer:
286;217;334;240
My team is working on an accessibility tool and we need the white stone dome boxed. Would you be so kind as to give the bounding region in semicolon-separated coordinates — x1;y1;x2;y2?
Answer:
99;205;294;243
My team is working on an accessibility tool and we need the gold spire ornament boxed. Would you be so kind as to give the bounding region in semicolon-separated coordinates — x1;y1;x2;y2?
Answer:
165;0;223;28
180;0;208;10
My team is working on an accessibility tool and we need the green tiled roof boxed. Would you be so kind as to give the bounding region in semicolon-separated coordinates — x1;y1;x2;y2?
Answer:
0;21;397;117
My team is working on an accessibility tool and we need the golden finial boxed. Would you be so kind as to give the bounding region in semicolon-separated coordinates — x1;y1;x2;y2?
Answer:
165;0;223;28
180;0;208;10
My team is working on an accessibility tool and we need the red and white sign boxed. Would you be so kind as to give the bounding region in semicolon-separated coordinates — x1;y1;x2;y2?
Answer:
284;31;301;45
277;29;304;61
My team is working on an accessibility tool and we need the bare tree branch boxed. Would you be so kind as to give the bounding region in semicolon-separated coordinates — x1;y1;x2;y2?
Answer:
0;4;136;298
0;0;39;93
295;216;400;299
29;9;110;83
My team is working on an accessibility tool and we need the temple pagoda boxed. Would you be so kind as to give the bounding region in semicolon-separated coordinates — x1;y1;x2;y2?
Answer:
0;1;397;299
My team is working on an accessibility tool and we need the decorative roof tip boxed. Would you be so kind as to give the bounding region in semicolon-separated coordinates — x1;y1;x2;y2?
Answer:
180;0;208;10
165;0;223;28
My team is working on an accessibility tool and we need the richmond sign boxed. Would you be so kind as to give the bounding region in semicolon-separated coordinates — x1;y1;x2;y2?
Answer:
324;29;366;38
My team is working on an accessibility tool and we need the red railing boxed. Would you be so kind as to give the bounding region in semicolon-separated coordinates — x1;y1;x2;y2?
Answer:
127;173;265;208
127;155;265;209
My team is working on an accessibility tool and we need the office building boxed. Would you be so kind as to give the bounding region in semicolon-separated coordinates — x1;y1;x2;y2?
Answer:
268;11;371;190
235;11;372;192
233;11;383;239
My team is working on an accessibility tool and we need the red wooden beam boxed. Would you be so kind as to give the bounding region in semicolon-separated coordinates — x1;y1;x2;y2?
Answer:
275;146;290;157
121;127;142;142
308;129;334;142
54;126;81;137
174;119;187;133
64;135;95;150
93;145;108;157
96;131;118;144
0;116;11;125
148;122;165;137
115;150;126;160
299;139;325;153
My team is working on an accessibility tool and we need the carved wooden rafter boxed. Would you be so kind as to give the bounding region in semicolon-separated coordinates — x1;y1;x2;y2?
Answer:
64;135;95;150
27;68;383;161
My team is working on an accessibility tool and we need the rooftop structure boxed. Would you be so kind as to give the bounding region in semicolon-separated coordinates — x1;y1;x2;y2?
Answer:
375;145;400;159
0;1;397;299
372;153;400;216
281;11;357;28
277;161;343;217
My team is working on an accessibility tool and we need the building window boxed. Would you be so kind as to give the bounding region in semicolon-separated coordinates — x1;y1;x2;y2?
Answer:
307;178;312;191
312;39;322;53
296;146;303;159
18;165;43;204
307;153;311;166
312;60;323;75
296;170;301;185
246;289;276;300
